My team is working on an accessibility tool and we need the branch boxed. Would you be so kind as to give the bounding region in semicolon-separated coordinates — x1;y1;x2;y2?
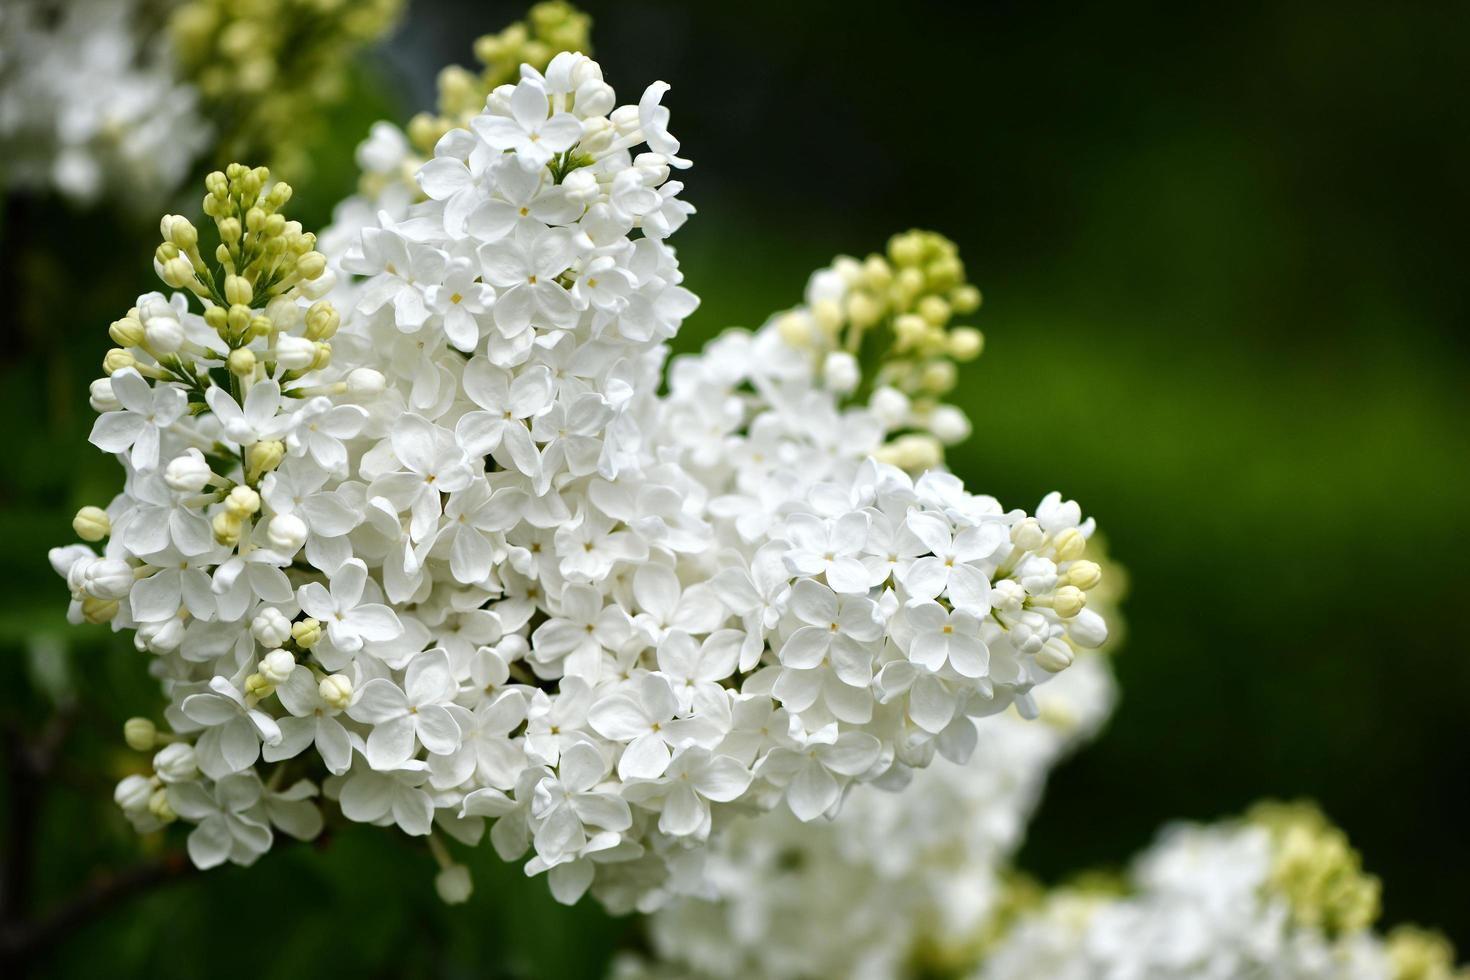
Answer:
0;851;196;966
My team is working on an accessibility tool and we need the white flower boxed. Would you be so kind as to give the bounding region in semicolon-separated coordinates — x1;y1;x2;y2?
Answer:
903;600;990;679
473;77;583;171
167;774;273;869
478;222;581;334
347;648;463;769
88;368;186;470
623;746;751;839
181;677;284;780
296;559;403;653
782;512;872;595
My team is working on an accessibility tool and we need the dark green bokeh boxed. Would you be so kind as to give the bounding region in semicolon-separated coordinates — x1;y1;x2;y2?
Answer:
2;1;1467;976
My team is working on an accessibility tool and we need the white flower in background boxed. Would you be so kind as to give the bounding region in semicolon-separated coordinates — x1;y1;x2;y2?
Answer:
0;0;210;206
974;804;1430;980
620;654;1119;980
59;46;1116;913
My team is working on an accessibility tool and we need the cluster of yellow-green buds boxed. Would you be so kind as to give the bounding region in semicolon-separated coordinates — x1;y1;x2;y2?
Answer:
1388;926;1470;980
169;0;404;175
151;164;336;377
1248;801;1382;936
778;229;983;399
356;1;593;204
405;1;592;158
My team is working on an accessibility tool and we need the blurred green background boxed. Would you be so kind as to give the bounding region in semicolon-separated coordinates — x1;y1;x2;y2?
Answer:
2;0;1468;976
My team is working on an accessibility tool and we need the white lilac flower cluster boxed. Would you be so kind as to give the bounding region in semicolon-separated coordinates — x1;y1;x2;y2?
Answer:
615;651;1117;980
975;805;1461;980
52;49;1112;910
0;0;210;206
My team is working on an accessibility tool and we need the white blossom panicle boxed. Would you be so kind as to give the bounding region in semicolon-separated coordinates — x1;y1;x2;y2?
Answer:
53;48;1113;910
976;804;1468;980
618;651;1117;980
0;0;210;206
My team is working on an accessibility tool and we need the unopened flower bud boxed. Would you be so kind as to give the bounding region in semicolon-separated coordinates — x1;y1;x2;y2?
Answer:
115;775;153;813
823;351;859;394
252;607;292;647
1010;518;1044;552
1050;585;1086;619
147;787;176;823
297;252;327;281
950;284;982;314
153;742;197;783
1036;638;1075;673
435;864;473;904
103;348;137;374
920;360;957;394
160;257;196;289
305;301;339;340
228;347;256;377
244;672;274;700
776;312;813;349
83;557;135;600
917;294;950;326
870;386;911;426
319;673;353;709
947;326;984;361
346;368;386;396
81;595;120;623
124;717;157;751
165;449;213;492
259;649;295;685
1063;559;1102;591
927;405;970;445
246;440;285;478
1052;528;1086;562
110;316;145;348
73;505;111;542
143;313;184;354
212;511;242;546
292;618;322;649
224;275;253;307
274;335;316;370
266;513;307;555
1068;609;1109;649
226;485;261;517
136;616;186;654
845;291;882;330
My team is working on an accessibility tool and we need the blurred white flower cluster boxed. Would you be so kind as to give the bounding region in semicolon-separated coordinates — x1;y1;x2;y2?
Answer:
616;652;1116;980
0;0;401;207
975;804;1461;980
0;0;209;205
51;47;1115;909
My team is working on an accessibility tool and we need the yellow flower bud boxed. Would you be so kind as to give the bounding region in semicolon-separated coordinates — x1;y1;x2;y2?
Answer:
81;595;120;624
888;233;924;267
917;294;950;327
292;618;322;649
919;360;957;394
776;312;813;349
109;316;146;348
845;291;883;330
947;327;984;362
228;347;257;377
305;301;340;340
1049;585;1087;619
123;717;157;751
73;506;111;542
243;672;274;700
1052;528;1087;562
224;275;253;307
246;440;285;479
147;787;176;823
103;349;137;374
226;485;262;517
212;511;242;547
1062;559;1103;591
925;255;963;291
218;216;242;244
950;283;982;314
204;306;228;332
